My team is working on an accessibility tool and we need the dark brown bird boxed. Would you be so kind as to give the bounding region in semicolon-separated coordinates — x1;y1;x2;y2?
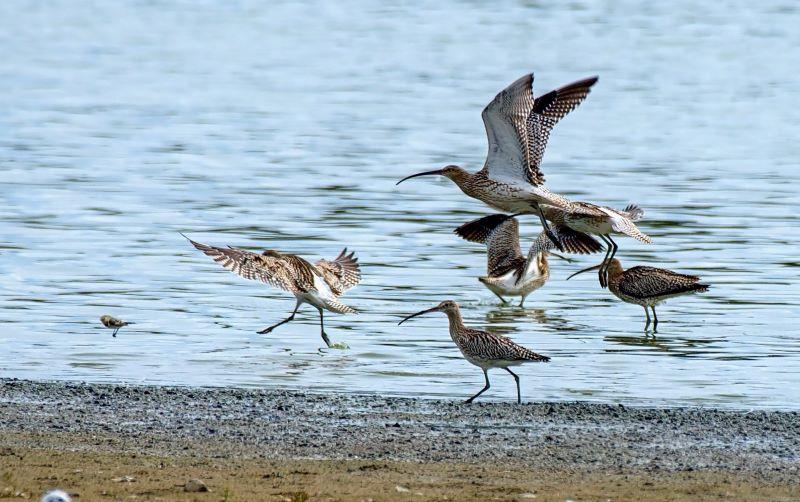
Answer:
183;234;361;348
398;300;549;403
568;258;709;329
100;315;132;337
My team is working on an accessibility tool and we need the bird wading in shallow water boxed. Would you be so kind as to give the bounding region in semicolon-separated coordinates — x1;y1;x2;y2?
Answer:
454;213;602;306
568;258;709;330
398;300;549;403
540;202;650;288
100;315;133;337
397;73;599;250
183;234;361;348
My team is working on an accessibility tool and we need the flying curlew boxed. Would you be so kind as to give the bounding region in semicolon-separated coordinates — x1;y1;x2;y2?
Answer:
397;73;598;250
568;258;709;329
454;213;602;306
183;234;361;348
399;300;549;403
540;202;650;288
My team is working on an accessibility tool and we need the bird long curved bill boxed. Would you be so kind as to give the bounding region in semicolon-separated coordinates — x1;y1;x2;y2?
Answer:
398;306;440;325
566;263;603;281
396;169;445;185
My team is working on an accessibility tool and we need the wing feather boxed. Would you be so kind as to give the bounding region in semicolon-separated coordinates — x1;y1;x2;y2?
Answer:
315;248;362;295
184;236;314;294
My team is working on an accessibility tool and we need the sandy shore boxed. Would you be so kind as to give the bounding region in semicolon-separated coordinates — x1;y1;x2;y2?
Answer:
1;379;798;500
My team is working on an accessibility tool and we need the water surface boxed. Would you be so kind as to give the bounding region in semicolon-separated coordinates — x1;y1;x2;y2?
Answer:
1;1;799;408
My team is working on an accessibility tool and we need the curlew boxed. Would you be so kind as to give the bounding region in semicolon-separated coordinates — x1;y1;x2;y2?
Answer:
100;315;133;337
568;258;709;329
454;213;602;306
397;73;598;250
183;234;361;348
398;300;549;403
541;202;651;288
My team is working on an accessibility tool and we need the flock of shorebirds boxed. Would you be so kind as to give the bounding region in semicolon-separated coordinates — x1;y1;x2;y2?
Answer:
103;72;709;403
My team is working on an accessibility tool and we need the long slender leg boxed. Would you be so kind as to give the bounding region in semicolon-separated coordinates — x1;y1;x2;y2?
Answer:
644;306;651;330
549;252;573;263
602;235;619;288
318;308;332;348
519;295;526;308
465;369;491;403
505;368;521;404
651;306;659;330
598;235;613;288
258;300;301;334
112;328;119;337
537;206;565;252
491;291;509;304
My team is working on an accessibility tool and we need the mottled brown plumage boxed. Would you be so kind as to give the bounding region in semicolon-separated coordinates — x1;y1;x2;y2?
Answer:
454;213;602;306
397;73;599;251
568;258;709;329
183;234;361;347
398;300;549;403
100;315;132;337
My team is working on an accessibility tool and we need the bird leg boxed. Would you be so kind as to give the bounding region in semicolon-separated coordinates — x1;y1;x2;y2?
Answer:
318;308;332;348
643;306;651;330
598;236;613;288
549;252;574;263
491;291;509;304
112;328;119;337
651;306;659;330
465;369;491;403
505;368;521;404
258;300;300;334
537;206;565;252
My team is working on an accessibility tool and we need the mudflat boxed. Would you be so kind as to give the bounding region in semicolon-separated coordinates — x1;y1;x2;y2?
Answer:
1;379;798;500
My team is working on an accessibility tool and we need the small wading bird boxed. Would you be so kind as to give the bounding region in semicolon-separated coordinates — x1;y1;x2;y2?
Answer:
397;73;598;250
398;300;549;403
454;213;602;306
100;315;133;337
540;202;650;288
183;235;361;348
568;258;709;329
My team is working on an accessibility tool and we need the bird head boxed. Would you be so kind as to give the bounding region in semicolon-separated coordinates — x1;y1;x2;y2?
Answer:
396;165;466;185
398;300;460;325
566;259;623;282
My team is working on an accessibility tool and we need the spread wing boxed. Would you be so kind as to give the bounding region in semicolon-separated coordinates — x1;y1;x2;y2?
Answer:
526;75;598;179
480;74;539;185
453;214;524;277
184;236;315;294
618;266;708;299
315;248;362;296
529;224;604;255
484;217;525;277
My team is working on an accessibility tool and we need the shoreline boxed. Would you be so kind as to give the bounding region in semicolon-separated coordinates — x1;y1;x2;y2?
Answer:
2;378;798;500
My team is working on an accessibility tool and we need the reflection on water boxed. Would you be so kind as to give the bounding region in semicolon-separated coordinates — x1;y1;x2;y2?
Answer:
1;0;799;409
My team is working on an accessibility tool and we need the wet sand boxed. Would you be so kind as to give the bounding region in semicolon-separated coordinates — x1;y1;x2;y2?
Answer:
1;379;798;500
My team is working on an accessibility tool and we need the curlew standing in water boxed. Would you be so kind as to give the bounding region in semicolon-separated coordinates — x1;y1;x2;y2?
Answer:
399;300;549;403
454;213;602;306
397;73;598;250
183;235;361;348
568;258;709;329
100;315;133;337
541;202;650;288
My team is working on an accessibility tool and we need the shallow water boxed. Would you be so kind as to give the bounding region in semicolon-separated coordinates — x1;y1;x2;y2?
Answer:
1;1;799;409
